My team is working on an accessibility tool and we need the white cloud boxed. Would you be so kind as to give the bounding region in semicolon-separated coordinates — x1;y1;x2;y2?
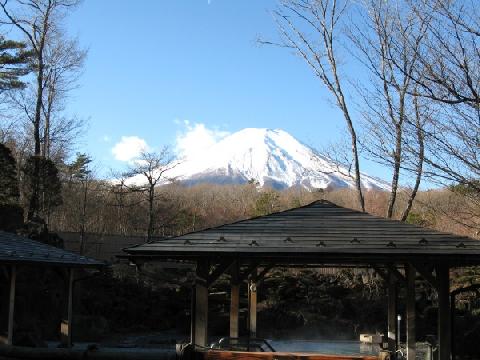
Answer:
112;136;149;162
175;121;229;159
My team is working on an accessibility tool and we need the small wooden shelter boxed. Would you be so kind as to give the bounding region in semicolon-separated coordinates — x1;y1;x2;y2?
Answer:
123;200;480;360
0;231;104;347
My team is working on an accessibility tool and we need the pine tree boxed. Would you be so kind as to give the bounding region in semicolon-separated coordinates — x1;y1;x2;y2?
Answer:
0;143;19;205
66;153;92;182
0;143;23;231
23;156;62;221
66;153;92;254
0;36;32;91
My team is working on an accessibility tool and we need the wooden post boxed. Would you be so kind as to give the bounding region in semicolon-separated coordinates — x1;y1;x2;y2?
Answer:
450;292;456;360
230;261;240;339
66;268;74;348
437;265;451;360
194;260;209;348
406;264;416;360
387;272;398;354
190;285;196;345
248;269;258;338
7;265;17;346
61;268;75;347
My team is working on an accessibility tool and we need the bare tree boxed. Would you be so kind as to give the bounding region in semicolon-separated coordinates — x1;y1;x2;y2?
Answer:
123;148;179;241
263;0;365;211
350;0;429;218
109;172;129;236
389;0;480;191
382;0;480;228
0;0;83;219
408;0;479;106
41;32;86;159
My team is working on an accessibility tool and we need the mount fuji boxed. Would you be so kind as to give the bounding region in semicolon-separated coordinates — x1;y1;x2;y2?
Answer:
131;128;390;191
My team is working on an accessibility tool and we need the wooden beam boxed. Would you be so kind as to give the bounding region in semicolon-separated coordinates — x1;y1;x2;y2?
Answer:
207;260;234;288
406;264;416;360
437;265;451;360
230;261;240;339
387;273;397;353
386;264;406;285
248;269;258;338
7;265;16;346
411;263;439;290
194;260;209;348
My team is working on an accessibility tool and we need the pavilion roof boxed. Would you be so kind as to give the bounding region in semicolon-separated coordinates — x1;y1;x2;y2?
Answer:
123;200;480;266
0;231;105;268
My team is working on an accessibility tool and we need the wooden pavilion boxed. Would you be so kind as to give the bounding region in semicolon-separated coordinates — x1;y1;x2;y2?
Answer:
123;200;480;360
0;231;104;347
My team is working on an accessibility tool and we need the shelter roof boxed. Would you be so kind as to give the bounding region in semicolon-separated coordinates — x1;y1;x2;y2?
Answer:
0;231;105;267
123;200;480;266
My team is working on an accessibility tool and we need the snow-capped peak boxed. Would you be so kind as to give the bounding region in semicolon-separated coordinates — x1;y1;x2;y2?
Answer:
162;127;389;191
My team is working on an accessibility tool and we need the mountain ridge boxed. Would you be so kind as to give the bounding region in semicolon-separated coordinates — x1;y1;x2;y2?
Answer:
130;128;390;191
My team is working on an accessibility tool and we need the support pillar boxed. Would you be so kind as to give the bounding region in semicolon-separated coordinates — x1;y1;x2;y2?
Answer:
248;269;257;338
437;265;451;360
450;292;456;360
387;272;398;354
229;261;239;339
61;268;75;347
406;264;416;360
194;261;209;348
190;285;196;345
7;265;16;346
66;269;74;347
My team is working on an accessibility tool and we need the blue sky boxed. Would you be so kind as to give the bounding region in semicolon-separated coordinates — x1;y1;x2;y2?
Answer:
65;0;390;181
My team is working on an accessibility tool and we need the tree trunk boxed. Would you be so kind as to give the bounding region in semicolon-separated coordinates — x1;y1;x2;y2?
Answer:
79;180;88;255
28;52;45;220
400;97;424;221
386;122;403;218
147;185;155;241
350;128;365;212
340;93;365;212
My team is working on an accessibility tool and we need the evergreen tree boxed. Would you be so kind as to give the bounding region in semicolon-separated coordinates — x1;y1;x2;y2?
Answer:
66;153;92;182
66;153;92;254
0;36;31;91
0;143;23;231
23;156;62;221
0;143;19;205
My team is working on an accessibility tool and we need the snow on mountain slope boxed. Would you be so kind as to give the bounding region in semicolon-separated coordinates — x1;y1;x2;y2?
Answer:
130;128;390;191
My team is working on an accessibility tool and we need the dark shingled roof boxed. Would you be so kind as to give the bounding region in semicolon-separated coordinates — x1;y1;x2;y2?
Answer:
123;200;480;266
0;231;105;267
